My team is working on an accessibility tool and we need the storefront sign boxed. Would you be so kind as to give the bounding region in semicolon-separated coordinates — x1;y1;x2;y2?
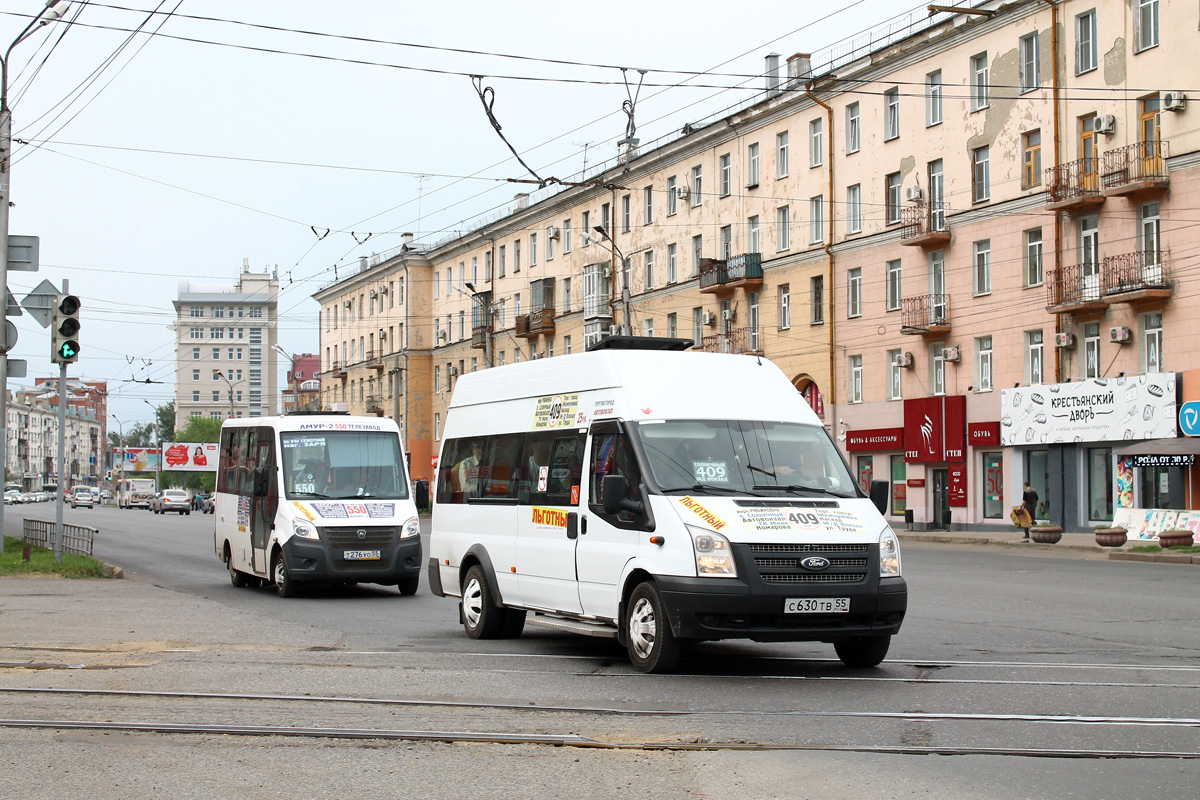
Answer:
904;396;966;463
906;478;925;487
999;373;1177;446
968;422;1001;447
948;463;967;507
1130;453;1194;468
846;427;903;452
1113;508;1200;541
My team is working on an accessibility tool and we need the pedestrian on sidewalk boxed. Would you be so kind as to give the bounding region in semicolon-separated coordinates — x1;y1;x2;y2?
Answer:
1020;482;1039;540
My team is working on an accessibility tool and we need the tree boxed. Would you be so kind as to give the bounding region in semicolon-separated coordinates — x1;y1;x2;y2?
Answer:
153;401;176;442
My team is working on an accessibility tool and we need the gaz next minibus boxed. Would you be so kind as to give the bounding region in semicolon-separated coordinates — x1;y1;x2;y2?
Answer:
428;338;907;673
214;413;421;597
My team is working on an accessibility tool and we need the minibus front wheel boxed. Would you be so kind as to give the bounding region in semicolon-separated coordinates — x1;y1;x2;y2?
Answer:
273;551;299;598
625;581;680;674
834;635;891;668
461;565;505;639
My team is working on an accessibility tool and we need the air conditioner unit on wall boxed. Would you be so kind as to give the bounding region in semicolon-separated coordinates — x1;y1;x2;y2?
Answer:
601;265;612;279
1164;92;1187;111
343;300;352;308
546;225;560;239
369;289;378;299
379;331;387;340
899;351;915;368
380;285;388;295
905;186;924;202
1055;332;1076;348
1109;326;1132;344
702;311;716;325
942;346;960;362
721;308;736;321
1096;114;1117;135
676;184;691;201
436;330;447;341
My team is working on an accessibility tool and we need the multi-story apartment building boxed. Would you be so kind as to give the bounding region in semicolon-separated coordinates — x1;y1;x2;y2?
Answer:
6;388;105;488
281;353;321;414
315;0;1200;529
173;266;279;430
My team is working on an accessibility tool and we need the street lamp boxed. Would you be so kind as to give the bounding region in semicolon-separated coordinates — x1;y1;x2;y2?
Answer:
212;370;242;418
593;226;632;335
273;344;296;412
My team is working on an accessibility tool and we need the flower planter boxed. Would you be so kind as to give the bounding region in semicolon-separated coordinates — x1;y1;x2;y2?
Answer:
1094;527;1128;548
1157;530;1194;549
1030;526;1063;544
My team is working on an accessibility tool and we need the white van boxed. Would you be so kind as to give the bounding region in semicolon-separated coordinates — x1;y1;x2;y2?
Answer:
428;338;907;673
213;414;422;597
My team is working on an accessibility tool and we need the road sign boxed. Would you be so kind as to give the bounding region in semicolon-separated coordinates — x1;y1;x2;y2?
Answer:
6;235;39;272
0;319;15;353
1181;402;1200;437
20;278;59;328
6;288;21;316
6;358;26;378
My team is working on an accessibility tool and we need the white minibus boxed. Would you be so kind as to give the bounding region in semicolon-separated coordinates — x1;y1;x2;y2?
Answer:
214;413;421;597
428;338;907;673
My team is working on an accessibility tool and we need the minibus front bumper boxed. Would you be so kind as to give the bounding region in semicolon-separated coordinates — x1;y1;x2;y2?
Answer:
281;528;422;586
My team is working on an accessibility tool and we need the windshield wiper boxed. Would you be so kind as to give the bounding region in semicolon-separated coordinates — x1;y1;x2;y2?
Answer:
660;484;766;496
745;463;776;478
752;484;854;499
289;491;331;499
329;492;379;499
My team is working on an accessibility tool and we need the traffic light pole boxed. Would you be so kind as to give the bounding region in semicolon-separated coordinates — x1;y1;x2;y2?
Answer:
53;359;65;561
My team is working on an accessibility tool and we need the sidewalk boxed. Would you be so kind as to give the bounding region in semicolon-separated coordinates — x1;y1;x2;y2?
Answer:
897;527;1200;564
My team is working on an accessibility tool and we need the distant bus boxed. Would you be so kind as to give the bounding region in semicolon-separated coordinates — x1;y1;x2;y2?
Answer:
118;478;157;509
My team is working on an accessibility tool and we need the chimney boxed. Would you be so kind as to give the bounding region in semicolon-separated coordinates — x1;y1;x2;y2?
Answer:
765;53;781;97
786;53;812;89
513;193;530;212
359;256;369;274
401;232;414;249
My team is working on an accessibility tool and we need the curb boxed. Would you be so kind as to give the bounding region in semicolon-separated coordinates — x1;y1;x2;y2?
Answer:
899;534;1200;565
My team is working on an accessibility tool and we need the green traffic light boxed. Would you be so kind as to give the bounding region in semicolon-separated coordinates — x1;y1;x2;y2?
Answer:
58;341;78;359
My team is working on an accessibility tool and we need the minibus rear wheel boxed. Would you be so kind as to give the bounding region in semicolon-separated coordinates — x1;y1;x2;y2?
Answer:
834;635;891;668
625;581;679;674
461;565;505;639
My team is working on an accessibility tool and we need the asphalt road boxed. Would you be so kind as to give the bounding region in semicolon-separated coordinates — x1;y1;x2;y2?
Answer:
3;503;1199;798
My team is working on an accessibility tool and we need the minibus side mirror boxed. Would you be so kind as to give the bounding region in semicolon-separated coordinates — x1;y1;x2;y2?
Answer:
869;479;890;515
602;474;642;516
254;467;272;498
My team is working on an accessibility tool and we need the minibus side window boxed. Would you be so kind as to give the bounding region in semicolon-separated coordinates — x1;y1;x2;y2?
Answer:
589;431;644;521
437;437;482;505
482;434;525;498
522;430;585;506
217;428;235;493
240;428;258;498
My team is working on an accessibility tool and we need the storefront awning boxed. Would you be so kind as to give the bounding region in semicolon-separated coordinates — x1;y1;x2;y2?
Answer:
1114;437;1200;456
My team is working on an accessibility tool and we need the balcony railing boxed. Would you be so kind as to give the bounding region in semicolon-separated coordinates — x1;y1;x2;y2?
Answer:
1045;264;1106;313
1046;157;1105;211
700;327;758;354
528;308;556;336
698;258;728;292
700;253;764;294
1103;140;1169;196
514;315;531;338
328;360;346;378
899;202;950;246
364;395;383;415
900;294;950;335
1102;250;1172;302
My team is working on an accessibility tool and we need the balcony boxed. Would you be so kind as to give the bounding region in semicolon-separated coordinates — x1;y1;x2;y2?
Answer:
514;314;533;339
1102;250;1172;304
329;360;347;380
900;294;951;336
1103;140;1169;197
527;307;556;336
365;349;385;370
364;395;383;416
698;258;728;294
699;253;763;294
471;293;493;350
1045;264;1107;314
1045;158;1106;212
900;202;950;247
699;327;760;355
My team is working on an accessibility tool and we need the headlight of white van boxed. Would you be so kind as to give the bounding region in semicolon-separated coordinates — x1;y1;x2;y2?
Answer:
879;527;901;577
687;525;737;578
401;515;420;539
292;519;319;540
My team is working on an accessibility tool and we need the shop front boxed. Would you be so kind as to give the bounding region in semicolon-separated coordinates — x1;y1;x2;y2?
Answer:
903;396;966;530
969;422;1007;523
845;427;906;523
999;373;1179;530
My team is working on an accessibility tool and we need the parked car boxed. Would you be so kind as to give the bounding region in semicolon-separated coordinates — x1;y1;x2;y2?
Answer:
4;490;19;505
152;489;191;515
199;492;214;514
70;486;94;509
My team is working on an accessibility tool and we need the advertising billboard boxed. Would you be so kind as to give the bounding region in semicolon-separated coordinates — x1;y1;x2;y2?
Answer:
162;442;219;472
116;448;160;472
999;373;1177;446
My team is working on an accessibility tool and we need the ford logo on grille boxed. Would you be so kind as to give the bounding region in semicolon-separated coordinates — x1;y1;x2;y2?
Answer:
800;556;830;571
357;529;367;540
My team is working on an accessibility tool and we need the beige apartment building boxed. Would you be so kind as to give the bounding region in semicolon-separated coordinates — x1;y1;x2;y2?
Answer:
315;0;1200;530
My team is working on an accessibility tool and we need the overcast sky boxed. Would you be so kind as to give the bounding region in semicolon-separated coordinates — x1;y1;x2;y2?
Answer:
0;0;941;432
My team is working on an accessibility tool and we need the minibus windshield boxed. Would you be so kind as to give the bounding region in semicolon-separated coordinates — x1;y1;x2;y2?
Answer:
280;431;409;500
638;420;858;498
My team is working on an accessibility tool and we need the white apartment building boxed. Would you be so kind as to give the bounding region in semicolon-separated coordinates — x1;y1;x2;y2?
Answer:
6;391;104;488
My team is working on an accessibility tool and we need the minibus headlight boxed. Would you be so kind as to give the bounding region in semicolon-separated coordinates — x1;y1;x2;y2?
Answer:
687;525;737;578
401;515;420;539
292;519;320;540
879;527;901;577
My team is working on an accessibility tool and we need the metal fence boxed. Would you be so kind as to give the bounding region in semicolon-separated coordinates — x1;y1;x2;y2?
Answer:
23;518;97;557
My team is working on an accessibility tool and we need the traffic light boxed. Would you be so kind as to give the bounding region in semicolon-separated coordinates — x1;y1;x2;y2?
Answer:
51;294;81;364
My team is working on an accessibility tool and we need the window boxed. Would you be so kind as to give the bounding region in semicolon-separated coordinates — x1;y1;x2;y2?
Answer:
810;276;824;325
718;226;732;260
1076;10;1097;74
886;173;902;224
643;186;653;224
845;103;860;153
1143;312;1163;372
809;196;823;244
747;215;760;253
884;88;899;140
1140;201;1161;260
972;146;990;202
1083;322;1101;378
1022;130;1042;188
1025;229;1044;287
213;391;221;402
846;184;862;234
776;205;790;251
190;327;202;340
692;307;703;343
513;240;521;272
691;165;703;206
887;349;903;400
1021;329;1046;387
747;143;760;187
1135;0;1158;52
563;336;571;354
926;70;943;126
562;277;572;312
983;452;1004;519
643;318;654;338
809;119;823;167
973;240;992;296
667;176;678;215
779;284;791;329
847;268;862;318
971;53;989;110
976;336;993;391
692;234;703;275
601;203;610;233
849;355;863;403
886;259;902;311
192;369;200;381
667;313;677;338
498;245;506;277
931;344;945;396
1019;32;1039;93
192;391;200;402
621;195;631;232
719;154;732;196
562;219;572;253
667;243;677;283
748;291;760;352
643;251;654;291
529;234;537;266
193;347;200;360
582;211;591;245
776;131;789;178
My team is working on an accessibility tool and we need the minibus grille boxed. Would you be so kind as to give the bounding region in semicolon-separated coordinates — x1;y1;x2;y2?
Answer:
746;543;869;585
758;572;867;584
321;526;397;548
748;544;868;554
